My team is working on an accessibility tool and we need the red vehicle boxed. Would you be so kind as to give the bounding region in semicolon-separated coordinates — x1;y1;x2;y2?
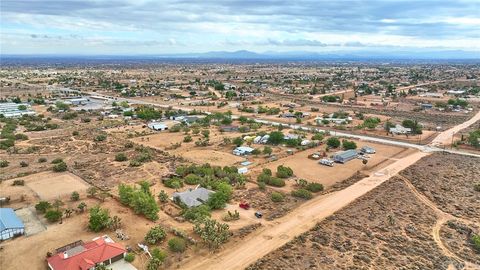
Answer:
239;201;250;210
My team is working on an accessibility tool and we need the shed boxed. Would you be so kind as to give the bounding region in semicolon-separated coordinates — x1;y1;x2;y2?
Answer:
0;208;25;240
332;150;358;163
233;146;255;156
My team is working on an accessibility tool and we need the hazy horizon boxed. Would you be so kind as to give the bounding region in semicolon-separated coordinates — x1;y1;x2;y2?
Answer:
1;0;479;57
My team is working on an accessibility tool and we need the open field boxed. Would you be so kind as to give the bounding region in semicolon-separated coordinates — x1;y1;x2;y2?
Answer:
24;171;89;200
248;177;461;270
399;153;480;219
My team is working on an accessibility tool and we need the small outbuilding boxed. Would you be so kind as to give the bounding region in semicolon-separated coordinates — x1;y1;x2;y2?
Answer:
0;208;25;240
233;146;255;156
332;150;358;164
147;122;168;131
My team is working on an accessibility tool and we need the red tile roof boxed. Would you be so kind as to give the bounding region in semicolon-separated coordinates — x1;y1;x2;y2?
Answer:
47;237;126;270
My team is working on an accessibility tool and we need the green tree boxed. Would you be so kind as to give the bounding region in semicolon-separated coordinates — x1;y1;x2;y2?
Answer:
271;192;285;202
88;206;111;232
114;153;128;162
232;137;243;147
35;201;52;213
326;137;341;148
263;146;273;156
147;248;167;270
268;131;284;145
342;139;357;150
45;209;62;223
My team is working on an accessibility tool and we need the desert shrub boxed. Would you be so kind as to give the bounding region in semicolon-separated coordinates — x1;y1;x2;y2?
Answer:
193;218;230;250
266;177;286;187
125;141;134;148
124;253;135;263
276;165;293;178
14;133;28;140
306;183;324;193
114;153;128;162
38;157;47;163
258;181;266;190
70;191;80;201
12;179;25;186
129;159;142;167
20;161;29;167
158;190;169;203
163;178;184;189
182;205;211;222
184;174;201;185
94;134;107;142
0;160;9;167
271;192;285;202
474;183;480;192
35;201;51;213
471;234;480;252
0;139;15;149
52;161;67;172
51;158;63;164
45;209;62;223
262;168;272;176
168;237;187;253
72;130;79;136
222;210;240;221
147;248;167;270
291;189;313;199
311;132;324;141
183;135;192;142
145;225;167;244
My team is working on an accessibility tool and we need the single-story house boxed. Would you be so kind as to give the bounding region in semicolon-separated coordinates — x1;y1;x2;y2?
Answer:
0;208;25;240
172;187;214;208
47;235;128;270
389;124;412;135
69;98;89;106
360;146;376;154
332;150;358;163
147;122;168;131
315;115;352;125
233;146;255;156
421;103;433;109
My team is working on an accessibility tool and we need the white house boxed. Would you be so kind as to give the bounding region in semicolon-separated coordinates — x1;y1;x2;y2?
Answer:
389;124;411;135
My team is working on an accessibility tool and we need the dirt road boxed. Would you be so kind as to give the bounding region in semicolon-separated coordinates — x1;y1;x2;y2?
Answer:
181;151;430;270
431;110;480;146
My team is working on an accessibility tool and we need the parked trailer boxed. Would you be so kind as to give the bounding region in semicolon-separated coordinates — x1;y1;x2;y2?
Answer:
319;159;334;167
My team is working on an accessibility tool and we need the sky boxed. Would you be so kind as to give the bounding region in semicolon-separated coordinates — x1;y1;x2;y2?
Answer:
1;0;479;55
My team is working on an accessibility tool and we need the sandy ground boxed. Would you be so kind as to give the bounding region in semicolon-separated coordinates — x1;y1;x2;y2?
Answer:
23;171;90;200
179;151;430;270
15;207;46;236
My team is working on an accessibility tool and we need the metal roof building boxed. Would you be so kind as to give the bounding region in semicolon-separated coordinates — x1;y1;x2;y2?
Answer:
0;208;25;240
332;150;358;164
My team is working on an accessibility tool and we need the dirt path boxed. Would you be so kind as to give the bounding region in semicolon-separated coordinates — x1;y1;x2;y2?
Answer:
180;151;430;270
431;110;480;146
398;175;480;270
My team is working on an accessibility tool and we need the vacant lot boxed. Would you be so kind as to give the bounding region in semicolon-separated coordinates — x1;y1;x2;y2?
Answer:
15;207;46;236
247;177;461;270
399;153;480;220
22;171;89;200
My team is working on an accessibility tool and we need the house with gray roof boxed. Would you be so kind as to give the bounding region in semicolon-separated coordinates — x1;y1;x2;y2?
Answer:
172;187;214;208
332;150;358;164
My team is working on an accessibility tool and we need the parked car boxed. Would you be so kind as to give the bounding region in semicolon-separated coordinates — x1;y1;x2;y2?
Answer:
319;158;334;167
254;211;263;218
239;202;250;210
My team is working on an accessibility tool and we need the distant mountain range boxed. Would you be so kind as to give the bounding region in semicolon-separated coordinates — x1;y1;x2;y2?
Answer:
1;50;479;63
159;50;479;60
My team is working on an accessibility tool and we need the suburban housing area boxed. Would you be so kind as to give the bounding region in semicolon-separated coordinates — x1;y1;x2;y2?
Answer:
0;59;479;270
